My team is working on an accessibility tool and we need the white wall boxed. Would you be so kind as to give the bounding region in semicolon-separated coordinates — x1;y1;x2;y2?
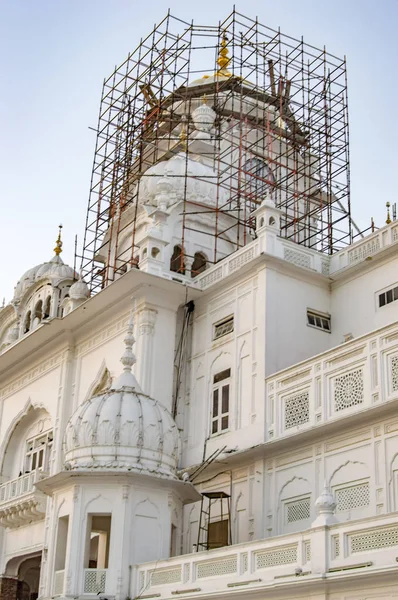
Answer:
331;255;398;344
183;270;265;468
184;413;398;551
264;266;332;375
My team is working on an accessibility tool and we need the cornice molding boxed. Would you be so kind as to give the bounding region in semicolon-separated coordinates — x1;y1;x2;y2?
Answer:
76;312;130;357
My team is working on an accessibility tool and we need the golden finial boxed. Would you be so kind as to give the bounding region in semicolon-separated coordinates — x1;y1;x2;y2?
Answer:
386;202;392;225
217;32;232;77
179;115;188;150
202;94;208;105
54;224;63;256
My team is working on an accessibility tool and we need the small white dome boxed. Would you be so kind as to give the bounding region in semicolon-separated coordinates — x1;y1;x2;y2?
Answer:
138;153;226;209
14;256;76;301
69;277;89;300
63;315;180;478
37;255;76;282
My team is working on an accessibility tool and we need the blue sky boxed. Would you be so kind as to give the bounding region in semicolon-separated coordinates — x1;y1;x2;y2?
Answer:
0;0;397;301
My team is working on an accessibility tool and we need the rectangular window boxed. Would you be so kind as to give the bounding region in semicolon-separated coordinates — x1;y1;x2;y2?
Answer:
211;369;231;435
379;285;398;308
307;310;331;333
214;316;234;340
25;430;53;473
85;514;112;569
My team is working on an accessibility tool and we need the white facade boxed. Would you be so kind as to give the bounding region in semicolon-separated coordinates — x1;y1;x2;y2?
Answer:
2;49;398;600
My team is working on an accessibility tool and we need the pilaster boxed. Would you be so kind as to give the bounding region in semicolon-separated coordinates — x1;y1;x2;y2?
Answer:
136;306;157;396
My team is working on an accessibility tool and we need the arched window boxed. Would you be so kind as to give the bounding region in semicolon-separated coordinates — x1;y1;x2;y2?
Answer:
191;252;207;278
23;311;31;334
43;296;51;319
170;245;185;275
32;300;43;328
243;157;276;206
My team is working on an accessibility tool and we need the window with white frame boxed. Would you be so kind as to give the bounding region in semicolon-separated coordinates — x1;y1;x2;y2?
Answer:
379;285;398;308
211;369;231;435
213;316;234;340
307;309;331;332
24;429;53;473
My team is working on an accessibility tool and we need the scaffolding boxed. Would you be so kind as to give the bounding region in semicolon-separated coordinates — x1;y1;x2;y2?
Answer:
80;9;352;293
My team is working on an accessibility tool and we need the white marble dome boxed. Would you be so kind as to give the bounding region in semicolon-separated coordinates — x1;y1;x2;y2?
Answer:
63;316;180;478
138;152;227;209
69;277;90;300
14;255;76;302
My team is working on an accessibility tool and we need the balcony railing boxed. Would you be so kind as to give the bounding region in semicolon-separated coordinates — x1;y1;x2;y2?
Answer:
330;221;398;274
0;469;48;528
83;569;107;594
134;513;398;598
53;570;65;596
266;321;398;442
0;470;47;503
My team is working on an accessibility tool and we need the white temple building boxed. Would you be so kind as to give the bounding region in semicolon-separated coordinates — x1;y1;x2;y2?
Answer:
1;11;398;600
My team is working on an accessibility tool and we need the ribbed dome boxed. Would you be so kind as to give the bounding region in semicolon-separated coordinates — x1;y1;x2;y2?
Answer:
69;277;90;300
14;265;42;300
14;255;77;301
138;153;226;209
63;315;180;478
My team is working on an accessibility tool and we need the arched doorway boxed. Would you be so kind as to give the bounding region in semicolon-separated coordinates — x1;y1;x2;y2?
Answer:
17;556;41;600
3;554;41;600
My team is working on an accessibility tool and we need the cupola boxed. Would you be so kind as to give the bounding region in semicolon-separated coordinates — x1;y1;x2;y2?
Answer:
63;312;181;477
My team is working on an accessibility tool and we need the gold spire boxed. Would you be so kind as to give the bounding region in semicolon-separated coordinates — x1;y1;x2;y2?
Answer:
54;224;63;256
217;32;232;77
386;202;392;225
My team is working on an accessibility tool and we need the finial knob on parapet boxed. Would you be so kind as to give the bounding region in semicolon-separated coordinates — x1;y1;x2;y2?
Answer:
312;483;337;527
121;312;137;373
386;202;392;225
54;224;63;256
112;302;142;391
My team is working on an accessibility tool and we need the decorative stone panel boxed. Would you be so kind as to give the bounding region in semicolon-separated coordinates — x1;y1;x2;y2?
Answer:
284;391;310;429
150;566;181;586
196;556;237;579
283;248;311;269
335;482;370;512
304;540;311;562
332;535;340;558
83;570;106;594
333;368;364;412
284;497;311;523
349;525;398;554
348;237;380;264
255;544;297;568
228;248;254;273
391;355;398;392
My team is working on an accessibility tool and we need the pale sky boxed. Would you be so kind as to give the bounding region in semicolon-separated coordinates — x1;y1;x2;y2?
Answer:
0;0;397;302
